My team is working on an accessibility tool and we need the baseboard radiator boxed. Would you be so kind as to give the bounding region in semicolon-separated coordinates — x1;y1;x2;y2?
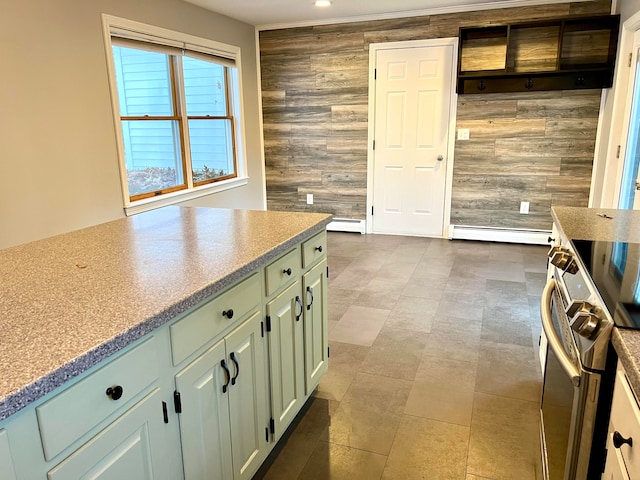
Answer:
449;225;551;245
326;218;366;234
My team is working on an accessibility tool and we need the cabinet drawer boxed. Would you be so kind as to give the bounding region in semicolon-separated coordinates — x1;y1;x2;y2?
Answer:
610;365;640;479
302;231;327;269
36;337;159;461
171;273;261;365
265;249;299;297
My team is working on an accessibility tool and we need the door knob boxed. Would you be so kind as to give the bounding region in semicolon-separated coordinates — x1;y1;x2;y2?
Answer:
437;155;444;162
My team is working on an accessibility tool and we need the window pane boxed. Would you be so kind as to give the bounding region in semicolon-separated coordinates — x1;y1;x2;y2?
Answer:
121;120;185;195
189;119;235;183
183;57;227;116
112;46;174;116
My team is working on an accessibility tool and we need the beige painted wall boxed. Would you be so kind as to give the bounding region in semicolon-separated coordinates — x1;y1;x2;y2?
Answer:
0;0;265;249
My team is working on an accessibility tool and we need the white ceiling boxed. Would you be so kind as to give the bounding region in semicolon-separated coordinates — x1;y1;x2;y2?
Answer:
184;0;575;30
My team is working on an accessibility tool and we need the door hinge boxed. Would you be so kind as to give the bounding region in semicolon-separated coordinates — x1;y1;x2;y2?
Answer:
261;321;264;337
374;68;377;80
617;145;621;158
326;265;329;278
371;205;374;216
162;401;169;424
270;418;275;435
630;52;633;67
173;391;182;414
372;139;375;150
265;427;269;442
328;346;330;358
266;316;272;332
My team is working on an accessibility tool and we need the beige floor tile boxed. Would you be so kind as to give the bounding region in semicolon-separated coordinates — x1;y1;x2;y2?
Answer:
314;341;369;401
467;392;541;480
405;355;477;426
325;372;412;455
298;442;387;480
402;276;447;301
259;398;340;480
353;276;407;310
381;415;469;480
329;305;390;346
425;316;482;364
359;326;429;381
475;341;541;402
386;296;439;333
481;305;533;347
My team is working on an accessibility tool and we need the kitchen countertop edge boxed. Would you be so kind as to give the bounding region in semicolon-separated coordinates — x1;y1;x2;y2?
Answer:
0;208;332;422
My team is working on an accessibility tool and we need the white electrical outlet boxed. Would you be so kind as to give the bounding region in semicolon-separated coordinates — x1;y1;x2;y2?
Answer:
520;201;530;214
457;128;470;140
307;194;314;205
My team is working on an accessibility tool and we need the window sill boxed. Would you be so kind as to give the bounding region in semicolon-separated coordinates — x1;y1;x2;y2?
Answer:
124;176;249;216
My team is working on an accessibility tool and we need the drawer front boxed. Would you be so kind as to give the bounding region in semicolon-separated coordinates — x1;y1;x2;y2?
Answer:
610;365;640;479
265;249;300;297
302;231;327;269
36;337;159;461
171;273;261;365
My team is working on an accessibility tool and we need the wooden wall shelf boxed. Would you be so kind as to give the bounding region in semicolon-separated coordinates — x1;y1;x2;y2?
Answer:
457;14;620;94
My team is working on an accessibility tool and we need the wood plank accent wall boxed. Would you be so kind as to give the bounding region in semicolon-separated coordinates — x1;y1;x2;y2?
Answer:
259;0;611;230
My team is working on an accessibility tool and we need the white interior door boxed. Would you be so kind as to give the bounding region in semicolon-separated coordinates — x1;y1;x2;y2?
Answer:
371;42;455;236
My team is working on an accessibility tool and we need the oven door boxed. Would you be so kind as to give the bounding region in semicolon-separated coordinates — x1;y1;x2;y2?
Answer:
540;278;600;480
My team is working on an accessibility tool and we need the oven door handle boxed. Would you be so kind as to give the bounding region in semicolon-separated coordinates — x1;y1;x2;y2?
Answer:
541;278;581;387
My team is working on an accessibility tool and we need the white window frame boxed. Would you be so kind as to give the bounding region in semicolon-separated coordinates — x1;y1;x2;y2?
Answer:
101;14;249;216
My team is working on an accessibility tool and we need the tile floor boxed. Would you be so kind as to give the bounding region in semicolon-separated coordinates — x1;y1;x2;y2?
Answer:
255;232;549;480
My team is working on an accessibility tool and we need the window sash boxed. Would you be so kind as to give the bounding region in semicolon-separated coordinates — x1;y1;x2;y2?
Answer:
111;41;238;202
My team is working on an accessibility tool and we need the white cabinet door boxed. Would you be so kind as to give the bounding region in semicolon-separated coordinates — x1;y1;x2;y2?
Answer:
603;431;631;480
175;339;233;480
0;429;17;480
302;260;328;395
266;281;305;439
47;388;183;480
226;311;269;480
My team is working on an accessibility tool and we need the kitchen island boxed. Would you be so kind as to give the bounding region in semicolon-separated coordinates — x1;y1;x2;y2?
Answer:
551;206;640;400
0;206;332;479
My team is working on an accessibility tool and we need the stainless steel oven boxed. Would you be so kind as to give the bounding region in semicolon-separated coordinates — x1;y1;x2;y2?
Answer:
539;245;613;480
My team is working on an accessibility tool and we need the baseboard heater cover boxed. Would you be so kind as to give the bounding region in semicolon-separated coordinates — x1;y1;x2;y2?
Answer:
326;218;366;234
449;225;551;245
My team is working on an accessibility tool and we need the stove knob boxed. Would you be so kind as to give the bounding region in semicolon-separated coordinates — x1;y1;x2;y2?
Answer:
570;308;600;338
549;249;577;273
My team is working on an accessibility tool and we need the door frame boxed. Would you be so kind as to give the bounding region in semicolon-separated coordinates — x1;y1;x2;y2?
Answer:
366;37;459;236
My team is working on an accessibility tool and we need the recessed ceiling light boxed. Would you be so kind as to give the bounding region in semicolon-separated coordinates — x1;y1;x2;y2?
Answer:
314;0;331;7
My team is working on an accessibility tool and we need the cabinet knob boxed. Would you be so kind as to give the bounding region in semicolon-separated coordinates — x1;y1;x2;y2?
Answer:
314;245;323;253
106;385;123;400
222;309;234;319
548;236;555;243
283;268;292;276
613;431;633;449
525;77;534;89
477;80;486;91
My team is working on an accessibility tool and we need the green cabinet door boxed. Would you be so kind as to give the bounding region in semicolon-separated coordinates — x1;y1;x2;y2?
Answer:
266;281;305;439
302;260;329;395
0;429;17;480
47;388;183;480
175;338;234;480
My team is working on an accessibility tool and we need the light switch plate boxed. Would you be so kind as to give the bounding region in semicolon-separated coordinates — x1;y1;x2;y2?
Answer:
520;201;530;214
307;194;314;205
457;128;470;140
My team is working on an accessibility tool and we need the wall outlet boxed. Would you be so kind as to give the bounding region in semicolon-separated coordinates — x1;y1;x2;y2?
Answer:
457;128;470;140
520;201;530;214
307;193;314;205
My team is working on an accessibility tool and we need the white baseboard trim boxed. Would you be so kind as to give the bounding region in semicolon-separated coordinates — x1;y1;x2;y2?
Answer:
449;225;551;245
327;218;366;234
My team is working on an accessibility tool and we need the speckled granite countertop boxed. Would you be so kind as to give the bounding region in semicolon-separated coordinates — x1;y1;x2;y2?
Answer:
0;206;332;422
552;206;640;398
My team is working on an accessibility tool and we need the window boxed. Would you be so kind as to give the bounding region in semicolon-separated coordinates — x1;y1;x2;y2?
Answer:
103;16;246;213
